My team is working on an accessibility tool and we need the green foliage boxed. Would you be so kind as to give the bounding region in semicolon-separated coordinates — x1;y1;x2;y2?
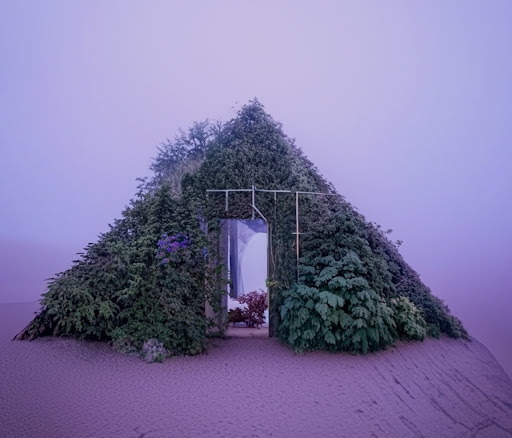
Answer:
17;99;467;359
390;297;427;341
279;251;398;353
17;184;212;357
278;190;464;351
184;100;333;333
395;271;467;339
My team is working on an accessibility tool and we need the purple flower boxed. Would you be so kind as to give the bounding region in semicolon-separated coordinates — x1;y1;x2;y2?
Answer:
156;232;191;259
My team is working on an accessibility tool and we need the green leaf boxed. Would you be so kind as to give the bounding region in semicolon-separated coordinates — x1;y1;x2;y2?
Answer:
314;302;329;319
315;266;338;286
326;292;339;308
324;331;336;345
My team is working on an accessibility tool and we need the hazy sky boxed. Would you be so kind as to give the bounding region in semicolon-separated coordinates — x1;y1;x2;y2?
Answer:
1;1;511;377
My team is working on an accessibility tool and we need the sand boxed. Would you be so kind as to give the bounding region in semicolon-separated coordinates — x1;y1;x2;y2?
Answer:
1;302;511;438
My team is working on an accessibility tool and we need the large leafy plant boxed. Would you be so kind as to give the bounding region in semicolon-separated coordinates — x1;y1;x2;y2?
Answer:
279;252;398;353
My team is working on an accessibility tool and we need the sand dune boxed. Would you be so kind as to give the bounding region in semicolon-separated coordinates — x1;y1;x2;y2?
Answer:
1;303;511;438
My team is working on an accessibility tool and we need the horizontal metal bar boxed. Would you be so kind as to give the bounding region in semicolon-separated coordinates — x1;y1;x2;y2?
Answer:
296;191;339;196
206;189;253;193
255;189;292;193
208;187;336;196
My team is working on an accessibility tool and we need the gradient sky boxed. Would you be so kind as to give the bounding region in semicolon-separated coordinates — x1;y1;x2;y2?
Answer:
1;1;511;377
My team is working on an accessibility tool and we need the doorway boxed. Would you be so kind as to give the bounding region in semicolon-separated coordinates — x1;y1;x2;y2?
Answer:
222;219;269;335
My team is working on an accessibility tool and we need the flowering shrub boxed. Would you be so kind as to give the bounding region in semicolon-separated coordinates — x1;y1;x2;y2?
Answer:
141;338;167;363
157;233;190;264
237;290;268;328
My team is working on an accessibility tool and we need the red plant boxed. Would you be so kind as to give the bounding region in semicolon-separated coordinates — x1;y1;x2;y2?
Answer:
228;307;245;325
237;290;268;328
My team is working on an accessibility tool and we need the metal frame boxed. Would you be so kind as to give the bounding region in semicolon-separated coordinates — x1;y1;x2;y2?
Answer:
207;186;339;282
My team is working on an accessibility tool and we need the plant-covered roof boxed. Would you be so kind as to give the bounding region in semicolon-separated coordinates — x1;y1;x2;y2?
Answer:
16;100;467;358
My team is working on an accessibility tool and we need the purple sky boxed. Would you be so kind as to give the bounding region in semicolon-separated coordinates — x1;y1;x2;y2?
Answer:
1;2;511;377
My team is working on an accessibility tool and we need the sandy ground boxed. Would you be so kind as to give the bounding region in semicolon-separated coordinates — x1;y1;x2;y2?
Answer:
1;302;511;438
226;326;269;338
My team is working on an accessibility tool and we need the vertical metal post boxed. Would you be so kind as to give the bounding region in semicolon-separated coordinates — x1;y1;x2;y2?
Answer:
252;185;255;220
225;191;228;211
295;191;300;283
266;221;271;337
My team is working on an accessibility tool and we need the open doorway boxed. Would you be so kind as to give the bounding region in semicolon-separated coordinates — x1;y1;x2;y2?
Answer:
222;219;269;336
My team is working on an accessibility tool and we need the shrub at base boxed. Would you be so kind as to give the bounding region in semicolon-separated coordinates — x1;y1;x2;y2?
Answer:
141;338;167;363
391;296;427;341
111;337;138;356
279;283;397;353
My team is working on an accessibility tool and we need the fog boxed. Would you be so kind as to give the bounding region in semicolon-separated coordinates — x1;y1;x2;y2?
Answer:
1;1;510;377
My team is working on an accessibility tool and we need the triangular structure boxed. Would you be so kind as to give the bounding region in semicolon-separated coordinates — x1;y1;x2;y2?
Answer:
16;100;467;358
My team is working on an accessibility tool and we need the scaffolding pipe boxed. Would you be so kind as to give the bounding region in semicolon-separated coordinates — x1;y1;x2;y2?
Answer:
206;189;253;192
252;185;255;220
296;191;300;282
256;189;292;193
252;204;267;223
207;185;339;285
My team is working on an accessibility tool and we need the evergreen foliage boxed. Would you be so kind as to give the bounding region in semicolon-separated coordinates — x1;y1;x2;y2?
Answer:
16;99;467;359
390;297;427;341
17;184;213;357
